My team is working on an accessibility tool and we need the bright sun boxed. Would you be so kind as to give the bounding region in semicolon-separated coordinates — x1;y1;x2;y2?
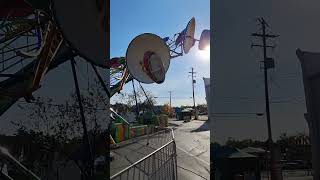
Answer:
197;45;210;61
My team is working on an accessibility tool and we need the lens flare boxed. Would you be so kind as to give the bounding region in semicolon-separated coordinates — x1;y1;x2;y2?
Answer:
198;45;210;60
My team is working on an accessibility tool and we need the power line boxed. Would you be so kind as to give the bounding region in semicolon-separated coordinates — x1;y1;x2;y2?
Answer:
154;96;191;99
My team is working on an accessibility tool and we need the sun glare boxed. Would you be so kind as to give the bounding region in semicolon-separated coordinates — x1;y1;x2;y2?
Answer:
198;45;210;61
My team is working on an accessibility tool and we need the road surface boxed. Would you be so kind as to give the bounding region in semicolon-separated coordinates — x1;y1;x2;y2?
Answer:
110;116;210;180
169;116;210;180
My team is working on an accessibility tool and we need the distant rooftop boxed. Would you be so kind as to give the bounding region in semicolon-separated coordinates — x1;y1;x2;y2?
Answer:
241;147;266;154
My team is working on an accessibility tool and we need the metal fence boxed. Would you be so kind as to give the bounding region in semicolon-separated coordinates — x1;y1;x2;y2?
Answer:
111;128;178;180
145;128;174;148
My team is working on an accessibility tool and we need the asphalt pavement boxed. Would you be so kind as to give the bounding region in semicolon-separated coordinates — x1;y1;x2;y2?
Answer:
169;117;210;180
110;116;210;180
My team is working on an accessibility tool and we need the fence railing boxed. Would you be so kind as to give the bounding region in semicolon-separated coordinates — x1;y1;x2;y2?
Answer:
0;146;41;180
111;128;177;180
145;128;174;148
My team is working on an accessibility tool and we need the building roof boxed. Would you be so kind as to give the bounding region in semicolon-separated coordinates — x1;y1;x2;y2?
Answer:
241;147;266;154
212;146;257;159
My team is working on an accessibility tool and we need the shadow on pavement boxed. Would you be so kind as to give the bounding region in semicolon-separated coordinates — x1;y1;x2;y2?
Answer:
190;121;210;132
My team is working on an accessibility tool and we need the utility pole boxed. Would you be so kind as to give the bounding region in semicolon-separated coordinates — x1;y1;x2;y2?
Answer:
188;67;197;119
168;91;172;108
251;17;280;180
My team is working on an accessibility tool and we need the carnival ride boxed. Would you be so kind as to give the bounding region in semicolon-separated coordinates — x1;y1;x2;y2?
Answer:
110;17;210;94
0;0;108;179
0;0;209;179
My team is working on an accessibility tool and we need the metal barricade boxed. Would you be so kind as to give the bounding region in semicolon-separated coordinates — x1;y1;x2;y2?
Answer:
111;128;178;180
145;128;174;148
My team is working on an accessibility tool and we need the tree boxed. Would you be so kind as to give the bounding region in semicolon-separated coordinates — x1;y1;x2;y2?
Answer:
161;103;174;116
14;80;109;143
276;132;311;162
112;87;157;114
225;137;267;149
197;103;208;114
10;78;109;178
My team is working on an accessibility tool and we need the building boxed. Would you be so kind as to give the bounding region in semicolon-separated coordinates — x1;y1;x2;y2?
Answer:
203;77;210;120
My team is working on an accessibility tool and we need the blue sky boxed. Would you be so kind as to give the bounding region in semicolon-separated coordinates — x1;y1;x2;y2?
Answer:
0;0;209;135
211;0;319;142
110;0;210;106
